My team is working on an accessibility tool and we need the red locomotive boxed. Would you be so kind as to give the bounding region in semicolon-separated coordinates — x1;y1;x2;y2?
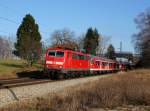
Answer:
44;48;122;79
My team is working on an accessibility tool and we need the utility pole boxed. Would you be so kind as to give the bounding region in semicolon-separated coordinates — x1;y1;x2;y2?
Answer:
118;41;123;63
118;41;122;52
120;41;122;52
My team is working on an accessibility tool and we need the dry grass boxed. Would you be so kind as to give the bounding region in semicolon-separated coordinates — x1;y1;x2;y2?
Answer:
1;69;150;111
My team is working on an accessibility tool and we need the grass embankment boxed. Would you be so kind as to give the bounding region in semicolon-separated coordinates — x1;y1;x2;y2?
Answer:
0;59;43;78
1;69;150;111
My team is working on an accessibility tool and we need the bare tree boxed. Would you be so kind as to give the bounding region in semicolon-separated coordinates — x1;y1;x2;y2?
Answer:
133;9;150;66
50;28;78;50
76;33;85;51
0;36;13;59
96;35;111;56
50;28;111;55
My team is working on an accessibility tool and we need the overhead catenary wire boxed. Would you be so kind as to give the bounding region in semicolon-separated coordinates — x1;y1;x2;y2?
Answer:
0;16;19;24
0;30;9;34
0;4;51;45
0;16;50;35
0;3;50;35
0;15;50;37
0;3;23;15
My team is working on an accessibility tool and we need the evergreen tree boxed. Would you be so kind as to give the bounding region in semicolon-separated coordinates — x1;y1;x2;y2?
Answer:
93;28;99;54
15;14;42;66
106;44;116;60
83;27;99;55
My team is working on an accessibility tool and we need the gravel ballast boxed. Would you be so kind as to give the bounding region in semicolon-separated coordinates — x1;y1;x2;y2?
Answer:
0;75;112;108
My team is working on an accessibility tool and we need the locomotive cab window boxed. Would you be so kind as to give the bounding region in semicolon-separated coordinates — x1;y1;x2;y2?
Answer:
48;51;56;56
48;51;64;57
56;51;64;57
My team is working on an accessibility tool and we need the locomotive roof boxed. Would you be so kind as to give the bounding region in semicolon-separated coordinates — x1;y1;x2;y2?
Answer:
46;48;117;63
46;48;90;56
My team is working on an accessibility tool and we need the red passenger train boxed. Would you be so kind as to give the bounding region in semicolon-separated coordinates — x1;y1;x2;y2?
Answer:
44;48;123;79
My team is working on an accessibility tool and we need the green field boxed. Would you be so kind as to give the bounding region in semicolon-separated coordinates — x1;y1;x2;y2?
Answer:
0;59;42;78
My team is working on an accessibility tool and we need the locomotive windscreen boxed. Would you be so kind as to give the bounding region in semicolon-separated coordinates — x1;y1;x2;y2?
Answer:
48;51;55;56
56;51;64;57
48;51;64;57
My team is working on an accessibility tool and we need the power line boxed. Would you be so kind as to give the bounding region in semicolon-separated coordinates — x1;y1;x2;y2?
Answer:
0;30;13;36
0;3;49;28
0;16;50;34
0;3;23;16
0;30;8;34
0;3;50;35
0;15;50;35
0;28;15;34
0;16;18;24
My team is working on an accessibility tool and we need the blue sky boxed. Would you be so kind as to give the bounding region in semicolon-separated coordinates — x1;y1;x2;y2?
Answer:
0;0;149;52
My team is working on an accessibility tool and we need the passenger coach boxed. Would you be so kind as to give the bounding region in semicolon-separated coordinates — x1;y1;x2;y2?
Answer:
90;56;119;74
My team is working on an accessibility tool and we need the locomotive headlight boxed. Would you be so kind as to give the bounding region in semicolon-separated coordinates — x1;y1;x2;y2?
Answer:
46;61;53;64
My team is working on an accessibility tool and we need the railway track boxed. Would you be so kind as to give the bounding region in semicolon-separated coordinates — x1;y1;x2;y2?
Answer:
0;72;116;89
0;75;94;89
0;77;53;89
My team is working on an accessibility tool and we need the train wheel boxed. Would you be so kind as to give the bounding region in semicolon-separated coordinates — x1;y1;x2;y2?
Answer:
64;73;68;79
76;72;80;78
57;73;64;80
50;72;55;80
84;71;88;77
